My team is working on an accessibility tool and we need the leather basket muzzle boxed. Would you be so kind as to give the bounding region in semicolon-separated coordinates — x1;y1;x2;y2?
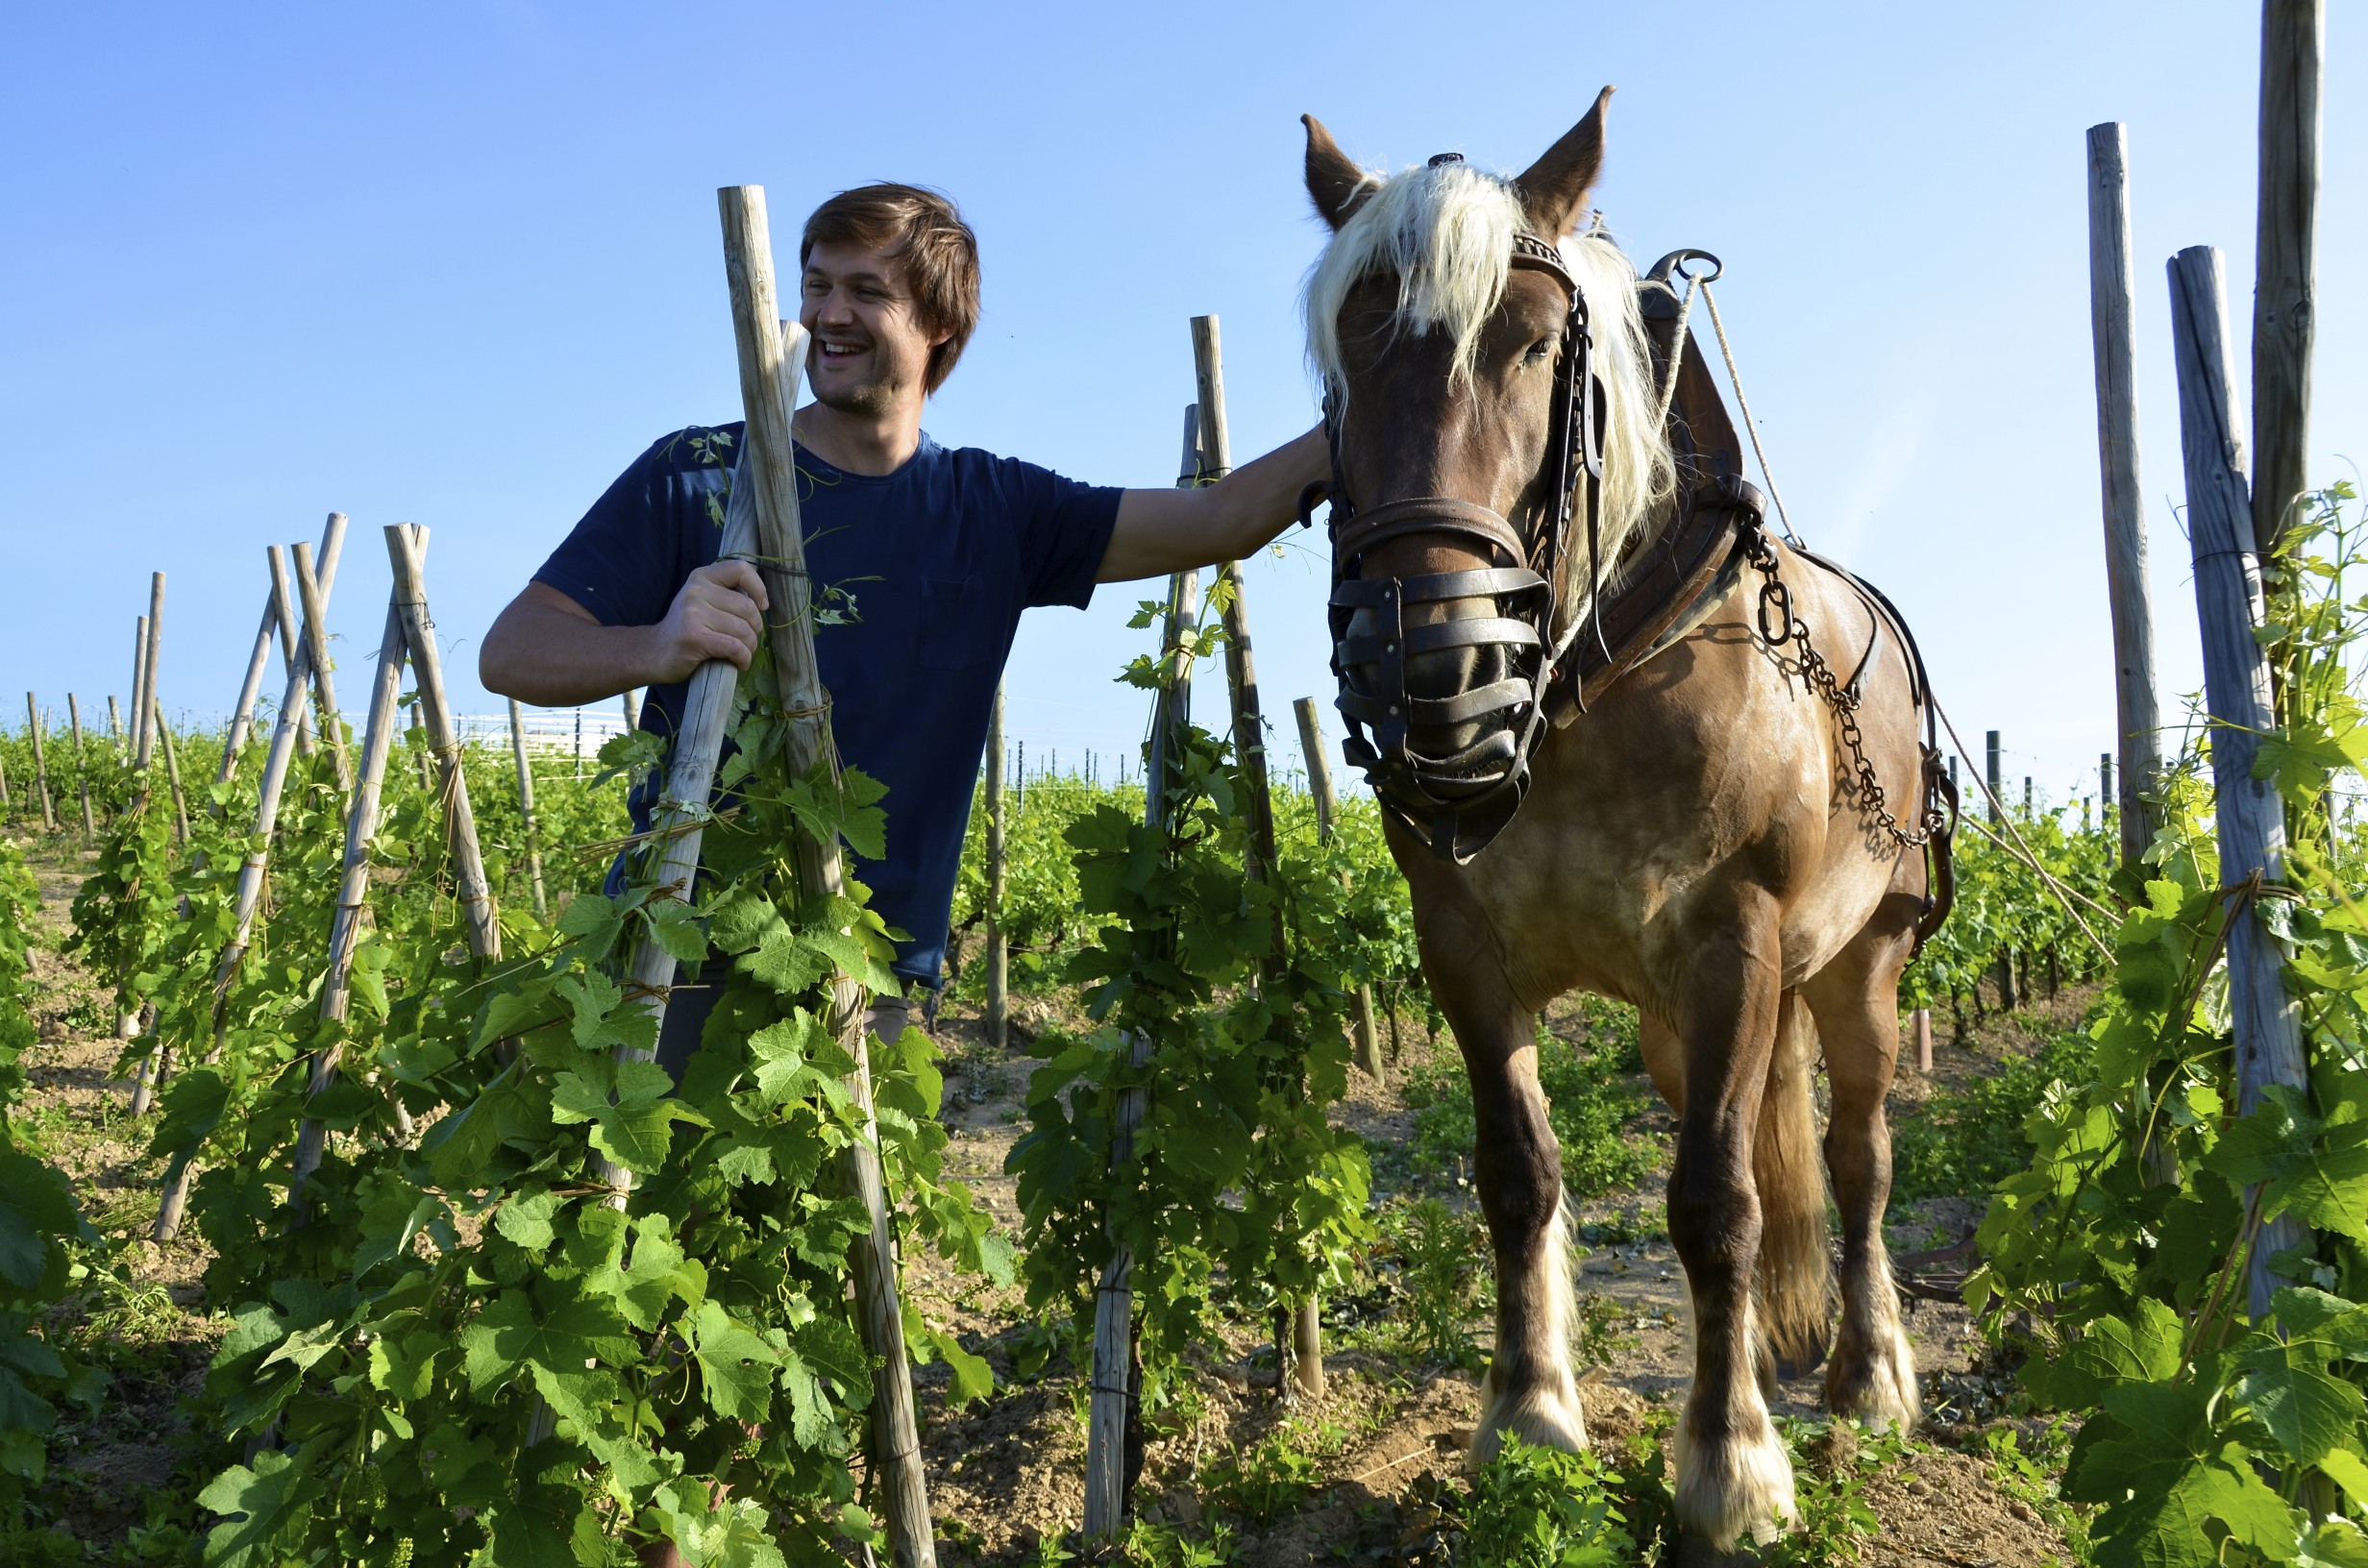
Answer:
1329;497;1558;860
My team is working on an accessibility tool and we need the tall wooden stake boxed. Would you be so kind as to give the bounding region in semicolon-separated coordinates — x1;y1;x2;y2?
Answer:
1086;412;1205;1537
2086;123;2165;870
716;186;933;1568
507;699;549;919
24;697;55;832
67;696;95;837
1295;697;1387;1083
2169;245;2311;1319
1192;315;1321;1404
984;682;1008;1052
2252;0;2322;558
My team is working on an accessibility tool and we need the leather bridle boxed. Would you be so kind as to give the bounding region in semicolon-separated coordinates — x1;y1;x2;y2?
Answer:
1322;214;1611;864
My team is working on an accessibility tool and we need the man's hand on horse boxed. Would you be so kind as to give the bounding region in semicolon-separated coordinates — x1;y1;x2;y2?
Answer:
1097;425;1328;581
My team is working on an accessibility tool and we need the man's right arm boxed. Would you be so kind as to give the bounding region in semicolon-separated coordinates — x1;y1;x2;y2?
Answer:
479;561;772;708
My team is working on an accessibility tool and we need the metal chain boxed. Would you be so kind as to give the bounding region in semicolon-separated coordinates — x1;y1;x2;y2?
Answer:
1746;533;1944;850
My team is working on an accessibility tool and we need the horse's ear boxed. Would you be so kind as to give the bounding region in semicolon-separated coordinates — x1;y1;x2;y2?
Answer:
1516;86;1615;238
1303;114;1373;231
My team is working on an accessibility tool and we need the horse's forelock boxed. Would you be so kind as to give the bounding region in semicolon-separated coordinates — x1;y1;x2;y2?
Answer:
1305;160;1519;399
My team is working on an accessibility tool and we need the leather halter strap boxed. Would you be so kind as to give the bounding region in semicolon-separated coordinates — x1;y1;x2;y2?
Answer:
1331;496;1533;569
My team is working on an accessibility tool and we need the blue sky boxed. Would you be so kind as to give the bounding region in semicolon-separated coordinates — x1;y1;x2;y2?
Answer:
2;1;2359;803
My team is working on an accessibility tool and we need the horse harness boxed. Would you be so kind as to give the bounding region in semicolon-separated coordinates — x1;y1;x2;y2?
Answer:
1316;214;1958;948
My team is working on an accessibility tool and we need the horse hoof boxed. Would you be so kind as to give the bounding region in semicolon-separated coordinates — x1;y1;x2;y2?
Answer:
1671;1413;1795;1552
1471;1360;1588;1462
1672;1530;1769;1567
1825;1321;1918;1432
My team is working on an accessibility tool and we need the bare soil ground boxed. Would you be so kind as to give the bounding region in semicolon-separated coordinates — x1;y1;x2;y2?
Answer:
19;839;2088;1564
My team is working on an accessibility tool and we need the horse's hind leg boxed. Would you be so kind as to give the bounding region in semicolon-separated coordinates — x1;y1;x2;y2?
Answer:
1801;897;1922;1431
1423;925;1585;1461
1665;915;1796;1550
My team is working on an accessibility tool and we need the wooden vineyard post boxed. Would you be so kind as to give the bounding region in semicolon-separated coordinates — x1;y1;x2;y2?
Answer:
289;585;411;1213
387;525;500;964
1086;412;1206;1537
23;697;55;832
2086;122;2165;870
218;594;281;786
107;696;120;745
130;615;150;770
153;533;346;1240
984;681;1008;1051
715;186;934;1568
2169;245;2312;1319
2252;0;2321;559
1295;697;1387;1083
1913;1007;1934;1074
152;695;189;845
136;575;164;783
506;699;549;919
291;541;354;793
621;686;641;731
1192;315;1323;1404
0;741;11;820
67;696;94;837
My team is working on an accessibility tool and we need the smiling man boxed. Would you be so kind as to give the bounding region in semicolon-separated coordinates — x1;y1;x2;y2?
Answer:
481;182;1322;1069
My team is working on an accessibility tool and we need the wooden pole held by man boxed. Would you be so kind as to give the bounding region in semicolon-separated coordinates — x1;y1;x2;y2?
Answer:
714;184;934;1568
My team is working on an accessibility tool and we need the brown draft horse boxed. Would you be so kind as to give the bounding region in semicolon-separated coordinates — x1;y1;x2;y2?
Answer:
1302;91;1938;1550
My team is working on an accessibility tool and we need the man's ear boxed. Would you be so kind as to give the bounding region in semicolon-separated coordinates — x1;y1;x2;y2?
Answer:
1515;86;1615;239
1303;114;1375;231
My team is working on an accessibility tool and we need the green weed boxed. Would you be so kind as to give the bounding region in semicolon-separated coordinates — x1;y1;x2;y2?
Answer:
1889;1030;2091;1203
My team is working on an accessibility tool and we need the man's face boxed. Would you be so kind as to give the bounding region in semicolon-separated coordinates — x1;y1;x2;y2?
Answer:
800;239;950;419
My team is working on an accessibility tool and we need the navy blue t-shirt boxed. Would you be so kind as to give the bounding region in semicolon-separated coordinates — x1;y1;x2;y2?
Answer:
534;423;1121;985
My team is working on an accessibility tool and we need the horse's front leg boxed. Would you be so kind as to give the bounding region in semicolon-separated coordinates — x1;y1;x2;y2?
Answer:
1423;916;1585;1461
1667;914;1796;1551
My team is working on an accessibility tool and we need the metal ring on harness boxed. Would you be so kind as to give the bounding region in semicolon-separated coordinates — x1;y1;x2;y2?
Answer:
1756;577;1793;646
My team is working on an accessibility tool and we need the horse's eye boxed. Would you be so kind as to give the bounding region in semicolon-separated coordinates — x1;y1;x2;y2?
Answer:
1524;340;1555;365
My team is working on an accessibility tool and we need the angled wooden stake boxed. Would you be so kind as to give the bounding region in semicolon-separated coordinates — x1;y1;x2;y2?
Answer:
388;525;500;963
23;696;54;832
290;587;410;1213
67;696;95;837
152;533;346;1239
292;540;354;792
1295;696;1386;1085
2169;244;2312;1319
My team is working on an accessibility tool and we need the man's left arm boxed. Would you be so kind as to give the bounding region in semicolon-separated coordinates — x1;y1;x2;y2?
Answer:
1095;427;1328;582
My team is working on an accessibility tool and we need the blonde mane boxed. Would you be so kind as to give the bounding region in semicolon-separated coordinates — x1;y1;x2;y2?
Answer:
1304;158;1676;605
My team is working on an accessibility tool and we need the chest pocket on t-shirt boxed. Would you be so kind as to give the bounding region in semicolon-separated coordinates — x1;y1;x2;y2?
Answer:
918;573;994;671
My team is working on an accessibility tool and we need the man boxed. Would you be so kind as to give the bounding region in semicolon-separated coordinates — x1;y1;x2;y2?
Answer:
481;183;1323;1069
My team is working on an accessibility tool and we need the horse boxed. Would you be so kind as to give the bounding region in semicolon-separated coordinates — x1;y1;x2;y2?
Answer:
1299;89;1949;1551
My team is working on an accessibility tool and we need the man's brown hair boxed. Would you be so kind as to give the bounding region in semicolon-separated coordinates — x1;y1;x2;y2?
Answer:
801;183;980;394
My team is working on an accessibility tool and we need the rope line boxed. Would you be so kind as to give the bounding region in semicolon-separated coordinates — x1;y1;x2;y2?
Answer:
1699;281;1803;548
